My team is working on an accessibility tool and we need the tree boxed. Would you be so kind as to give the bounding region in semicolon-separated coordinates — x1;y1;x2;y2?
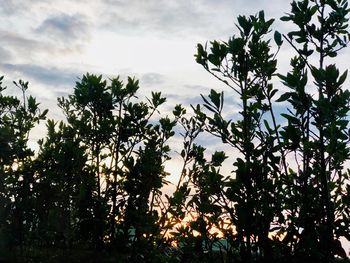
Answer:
57;73;176;260
195;10;283;263
277;0;350;261
193;0;350;262
0;77;47;259
58;73;114;248
33;120;88;249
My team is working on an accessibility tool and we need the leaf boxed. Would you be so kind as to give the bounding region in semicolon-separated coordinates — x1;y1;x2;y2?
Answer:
274;30;283;46
276;92;292;102
151;91;166;107
203;103;217;113
270;89;278;98
237;15;252;36
258;10;265;21
208;89;222;110
27;95;38;113
40;109;49;119
311;66;325;82
280;15;292;22
173;104;186;117
264;119;273;133
338;70;348;86
211;151;227;166
310;5;318;16
208;53;221;67
201;94;216;113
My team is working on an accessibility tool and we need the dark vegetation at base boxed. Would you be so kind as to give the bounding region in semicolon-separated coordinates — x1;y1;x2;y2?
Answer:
1;248;350;263
1;0;350;262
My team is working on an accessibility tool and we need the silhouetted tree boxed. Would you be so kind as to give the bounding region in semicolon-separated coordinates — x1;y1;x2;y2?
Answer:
0;77;47;260
195;10;283;263
277;0;350;261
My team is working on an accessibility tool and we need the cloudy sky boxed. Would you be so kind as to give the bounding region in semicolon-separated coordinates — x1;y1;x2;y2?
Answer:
0;0;290;152
2;0;350;174
1;0;350;161
0;0;295;170
2;0;350;161
0;0;294;114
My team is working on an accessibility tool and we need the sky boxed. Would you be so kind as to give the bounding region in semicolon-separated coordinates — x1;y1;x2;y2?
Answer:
1;0;350;253
0;0;292;172
0;0;300;180
1;0;349;120
1;1;350;181
0;0;292;115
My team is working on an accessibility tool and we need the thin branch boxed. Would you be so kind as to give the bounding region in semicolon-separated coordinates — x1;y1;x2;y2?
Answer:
282;34;313;71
